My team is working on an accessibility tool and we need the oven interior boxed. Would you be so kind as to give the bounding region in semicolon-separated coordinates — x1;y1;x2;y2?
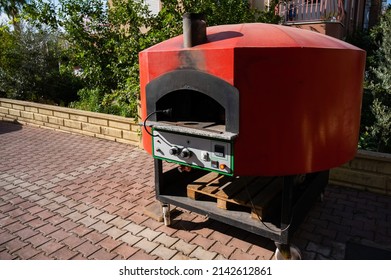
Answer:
155;89;226;133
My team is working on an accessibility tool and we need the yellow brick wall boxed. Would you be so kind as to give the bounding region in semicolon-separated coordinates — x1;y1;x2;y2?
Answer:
0;98;141;147
329;150;391;195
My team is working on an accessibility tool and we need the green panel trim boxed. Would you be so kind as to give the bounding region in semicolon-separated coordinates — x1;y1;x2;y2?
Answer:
153;155;234;176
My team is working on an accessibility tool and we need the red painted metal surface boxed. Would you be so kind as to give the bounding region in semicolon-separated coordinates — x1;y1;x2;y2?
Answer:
139;23;366;176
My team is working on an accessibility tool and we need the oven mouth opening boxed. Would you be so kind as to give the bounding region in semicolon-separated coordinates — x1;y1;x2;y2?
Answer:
145;69;239;135
156;89;226;133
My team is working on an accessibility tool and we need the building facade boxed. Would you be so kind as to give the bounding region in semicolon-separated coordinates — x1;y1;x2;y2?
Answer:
141;0;384;39
276;0;386;38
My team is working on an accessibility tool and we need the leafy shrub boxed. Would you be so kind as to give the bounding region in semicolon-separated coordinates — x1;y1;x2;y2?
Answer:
0;23;80;105
359;7;391;153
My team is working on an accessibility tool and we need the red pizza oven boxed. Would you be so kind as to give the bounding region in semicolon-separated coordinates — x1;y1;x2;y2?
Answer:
139;15;366;177
139;14;366;258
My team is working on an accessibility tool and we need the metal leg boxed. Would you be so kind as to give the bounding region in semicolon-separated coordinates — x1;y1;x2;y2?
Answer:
275;175;302;260
154;159;163;197
155;158;171;226
280;175;294;243
274;172;328;260
320;191;325;202
162;203;171;226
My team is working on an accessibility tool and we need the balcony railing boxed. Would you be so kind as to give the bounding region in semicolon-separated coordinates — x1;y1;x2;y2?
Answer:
277;0;345;24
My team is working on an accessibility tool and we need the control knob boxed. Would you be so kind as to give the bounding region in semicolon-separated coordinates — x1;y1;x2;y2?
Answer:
180;148;192;159
169;146;180;156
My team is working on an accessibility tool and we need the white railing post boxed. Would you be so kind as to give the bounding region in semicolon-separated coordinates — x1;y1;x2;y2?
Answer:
278;0;341;23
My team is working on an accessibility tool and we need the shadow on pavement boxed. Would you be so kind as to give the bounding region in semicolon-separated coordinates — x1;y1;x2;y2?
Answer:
0;121;23;135
345;238;391;260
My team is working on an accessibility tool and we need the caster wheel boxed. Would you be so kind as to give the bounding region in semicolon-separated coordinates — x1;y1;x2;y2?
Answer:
275;245;302;260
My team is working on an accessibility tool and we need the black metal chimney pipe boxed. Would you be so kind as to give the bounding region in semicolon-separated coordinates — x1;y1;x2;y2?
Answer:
182;13;207;48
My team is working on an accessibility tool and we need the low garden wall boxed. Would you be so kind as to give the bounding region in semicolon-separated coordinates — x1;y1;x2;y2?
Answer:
1;98;390;196
329;150;391;195
0;98;141;147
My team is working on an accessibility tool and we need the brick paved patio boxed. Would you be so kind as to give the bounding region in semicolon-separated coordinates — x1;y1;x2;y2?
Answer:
1;121;390;260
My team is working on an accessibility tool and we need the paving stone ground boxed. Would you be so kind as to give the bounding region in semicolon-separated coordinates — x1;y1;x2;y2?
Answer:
1;121;390;260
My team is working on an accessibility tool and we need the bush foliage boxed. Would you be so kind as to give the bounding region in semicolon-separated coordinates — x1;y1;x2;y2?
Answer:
0;23;80;105
357;7;391;153
1;0;278;118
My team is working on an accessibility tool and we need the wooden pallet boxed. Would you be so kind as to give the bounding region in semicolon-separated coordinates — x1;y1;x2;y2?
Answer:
187;172;282;220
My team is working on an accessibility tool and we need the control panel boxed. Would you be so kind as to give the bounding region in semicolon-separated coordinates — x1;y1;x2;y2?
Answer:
152;129;234;175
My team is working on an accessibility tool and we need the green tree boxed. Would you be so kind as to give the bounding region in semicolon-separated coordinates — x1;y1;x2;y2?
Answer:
61;0;279;118
366;7;391;152
10;0;280;118
358;7;391;153
23;0;59;30
147;0;279;45
57;0;152;117
0;0;28;31
0;22;80;105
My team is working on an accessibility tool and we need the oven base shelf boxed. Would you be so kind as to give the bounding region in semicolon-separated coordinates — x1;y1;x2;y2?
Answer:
154;159;329;245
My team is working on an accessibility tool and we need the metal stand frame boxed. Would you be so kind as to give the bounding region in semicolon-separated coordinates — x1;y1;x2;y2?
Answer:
154;159;329;259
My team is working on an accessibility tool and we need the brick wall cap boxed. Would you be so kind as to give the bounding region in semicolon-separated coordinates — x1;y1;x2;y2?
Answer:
357;150;391;163
0;98;136;123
